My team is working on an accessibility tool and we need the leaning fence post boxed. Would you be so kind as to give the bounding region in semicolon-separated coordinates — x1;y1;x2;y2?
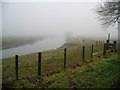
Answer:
103;44;106;56
64;48;66;68
38;52;41;79
91;45;93;60
15;55;18;80
82;46;85;62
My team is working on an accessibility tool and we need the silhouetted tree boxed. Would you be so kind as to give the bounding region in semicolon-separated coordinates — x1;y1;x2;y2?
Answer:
96;0;120;28
96;0;120;52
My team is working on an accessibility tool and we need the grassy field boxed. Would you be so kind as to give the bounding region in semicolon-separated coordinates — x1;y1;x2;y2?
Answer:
2;44;119;88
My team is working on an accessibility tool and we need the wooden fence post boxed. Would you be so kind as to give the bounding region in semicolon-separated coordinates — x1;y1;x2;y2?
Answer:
103;44;106;56
91;45;93;60
106;40;109;50
38;52;41;79
64;48;66;68
113;41;117;52
82;46;85;62
15;55;18;80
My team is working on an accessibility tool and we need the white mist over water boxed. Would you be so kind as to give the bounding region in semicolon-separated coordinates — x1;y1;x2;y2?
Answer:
1;34;65;59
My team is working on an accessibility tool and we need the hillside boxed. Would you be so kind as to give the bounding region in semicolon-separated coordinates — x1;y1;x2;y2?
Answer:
2;43;119;88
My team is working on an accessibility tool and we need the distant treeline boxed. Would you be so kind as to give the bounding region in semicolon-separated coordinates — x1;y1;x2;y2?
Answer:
2;36;44;50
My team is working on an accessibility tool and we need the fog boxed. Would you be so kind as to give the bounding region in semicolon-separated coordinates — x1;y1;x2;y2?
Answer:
2;2;118;40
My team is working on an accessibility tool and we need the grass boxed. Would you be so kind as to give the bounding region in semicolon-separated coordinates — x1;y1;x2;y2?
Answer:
2;44;119;88
48;53;119;88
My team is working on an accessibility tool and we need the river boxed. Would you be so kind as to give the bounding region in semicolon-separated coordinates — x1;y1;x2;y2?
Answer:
1;34;65;59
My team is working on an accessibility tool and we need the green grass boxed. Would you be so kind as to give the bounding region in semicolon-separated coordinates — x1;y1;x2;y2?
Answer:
2;45;119;88
48;53;119;88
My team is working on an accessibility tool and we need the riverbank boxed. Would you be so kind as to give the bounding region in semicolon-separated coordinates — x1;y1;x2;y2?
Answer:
1;35;65;59
1;35;99;59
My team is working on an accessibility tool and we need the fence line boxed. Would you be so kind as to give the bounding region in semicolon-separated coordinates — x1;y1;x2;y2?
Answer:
14;40;116;80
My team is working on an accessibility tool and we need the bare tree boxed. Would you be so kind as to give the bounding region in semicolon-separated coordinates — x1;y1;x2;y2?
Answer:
96;0;120;28
96;0;120;52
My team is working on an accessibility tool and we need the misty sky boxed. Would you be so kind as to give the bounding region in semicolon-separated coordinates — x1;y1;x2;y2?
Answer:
1;1;118;39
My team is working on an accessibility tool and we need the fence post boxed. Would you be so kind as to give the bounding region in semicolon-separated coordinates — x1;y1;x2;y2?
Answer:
64;48;66;68
103;44;106;56
91;45;93;60
82;46;85;62
113;41;117;52
38;52;41;79
15;55;18;80
106;40;109;50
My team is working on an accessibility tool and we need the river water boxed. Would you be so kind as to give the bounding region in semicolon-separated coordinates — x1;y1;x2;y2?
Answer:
1;34;65;59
